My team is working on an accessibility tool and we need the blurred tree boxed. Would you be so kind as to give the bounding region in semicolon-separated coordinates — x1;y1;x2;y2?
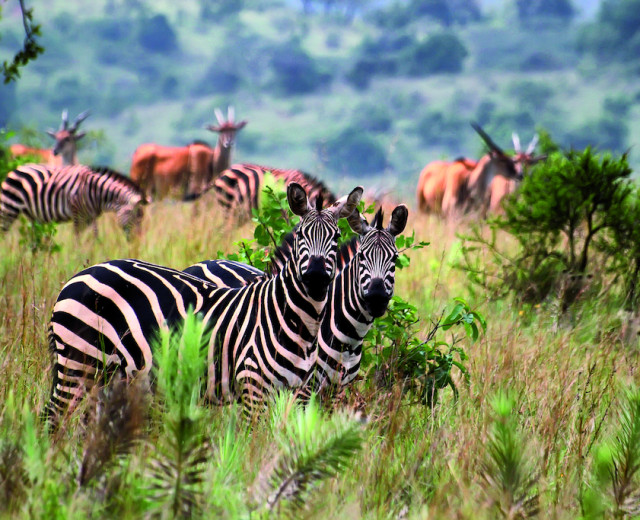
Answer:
268;39;333;95
401;33;468;75
2;0;44;83
369;0;480;29
515;0;575;23
577;0;640;65
137;14;178;54
320;127;386;176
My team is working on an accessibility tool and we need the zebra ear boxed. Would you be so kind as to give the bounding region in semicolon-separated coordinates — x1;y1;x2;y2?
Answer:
287;182;310;217
46;130;57;139
327;186;363;220
387;205;408;236
346;209;369;235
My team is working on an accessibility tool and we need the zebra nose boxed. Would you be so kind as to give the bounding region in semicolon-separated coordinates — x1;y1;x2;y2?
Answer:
302;256;331;299
364;278;391;318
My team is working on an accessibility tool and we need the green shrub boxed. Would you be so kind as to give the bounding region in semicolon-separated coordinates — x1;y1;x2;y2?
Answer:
458;146;634;308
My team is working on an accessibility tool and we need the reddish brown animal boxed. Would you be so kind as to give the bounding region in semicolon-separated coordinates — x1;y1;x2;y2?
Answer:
129;107;247;200
416;157;477;216
466;124;544;216
9;109;89;167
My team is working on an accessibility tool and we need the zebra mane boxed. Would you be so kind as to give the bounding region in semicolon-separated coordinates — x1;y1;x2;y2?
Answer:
299;170;337;205
315;192;324;211
89;165;145;194
372;208;384;230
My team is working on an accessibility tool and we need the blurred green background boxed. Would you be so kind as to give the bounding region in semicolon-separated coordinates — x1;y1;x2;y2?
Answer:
1;0;637;200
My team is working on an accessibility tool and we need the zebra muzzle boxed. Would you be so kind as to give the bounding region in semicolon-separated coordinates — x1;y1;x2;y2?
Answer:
302;256;331;300
363;279;391;318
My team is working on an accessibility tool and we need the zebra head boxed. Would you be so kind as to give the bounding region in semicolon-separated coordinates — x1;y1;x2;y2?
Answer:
351;205;409;318
288;183;363;301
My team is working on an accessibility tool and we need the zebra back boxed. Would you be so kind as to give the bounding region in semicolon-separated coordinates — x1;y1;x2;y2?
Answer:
212;163;336;217
0;163;148;235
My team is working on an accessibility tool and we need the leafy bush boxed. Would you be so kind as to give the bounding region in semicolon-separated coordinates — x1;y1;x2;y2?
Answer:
362;295;481;406
458;146;634;309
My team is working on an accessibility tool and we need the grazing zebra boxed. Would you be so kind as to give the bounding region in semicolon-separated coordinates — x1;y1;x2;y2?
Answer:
0;164;149;236
45;183;363;424
184;204;409;393
194;163;336;219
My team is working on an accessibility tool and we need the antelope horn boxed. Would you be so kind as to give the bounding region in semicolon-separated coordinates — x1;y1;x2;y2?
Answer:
228;105;234;122
512;132;521;153
60;109;69;130
526;134;539;155
70;110;90;133
471;122;505;156
214;108;224;125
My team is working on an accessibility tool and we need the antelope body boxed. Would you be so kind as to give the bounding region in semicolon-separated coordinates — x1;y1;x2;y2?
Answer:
129;107;247;200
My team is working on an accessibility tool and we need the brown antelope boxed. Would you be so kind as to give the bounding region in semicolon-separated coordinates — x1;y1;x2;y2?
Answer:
465;123;545;216
9;109;90;167
129;107;247;200
416;157;477;216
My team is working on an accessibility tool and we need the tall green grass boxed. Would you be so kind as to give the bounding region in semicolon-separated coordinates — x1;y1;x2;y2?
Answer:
0;196;637;518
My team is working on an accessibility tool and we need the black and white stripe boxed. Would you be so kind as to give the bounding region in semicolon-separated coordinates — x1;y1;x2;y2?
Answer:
201;163;336;218
0;164;148;235
184;205;409;394
46;184;363;422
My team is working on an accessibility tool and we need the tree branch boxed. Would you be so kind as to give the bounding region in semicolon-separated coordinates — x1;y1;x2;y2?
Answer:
2;0;44;83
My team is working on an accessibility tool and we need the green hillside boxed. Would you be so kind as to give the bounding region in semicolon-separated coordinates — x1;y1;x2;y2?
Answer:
1;0;639;197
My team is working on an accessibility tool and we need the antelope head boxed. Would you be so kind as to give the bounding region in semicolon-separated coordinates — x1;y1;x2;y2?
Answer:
206;106;248;150
47;109;90;165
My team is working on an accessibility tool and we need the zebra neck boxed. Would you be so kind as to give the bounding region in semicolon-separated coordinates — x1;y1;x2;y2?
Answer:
313;257;373;388
276;260;327;337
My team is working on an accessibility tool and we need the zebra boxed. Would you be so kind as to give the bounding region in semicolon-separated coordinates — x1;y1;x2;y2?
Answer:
45;183;363;424
191;163;336;219
183;204;409;394
0;164;149;236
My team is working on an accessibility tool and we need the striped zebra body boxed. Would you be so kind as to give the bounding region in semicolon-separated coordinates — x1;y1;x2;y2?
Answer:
183;205;409;393
211;163;336;217
0;164;148;235
46;184;363;422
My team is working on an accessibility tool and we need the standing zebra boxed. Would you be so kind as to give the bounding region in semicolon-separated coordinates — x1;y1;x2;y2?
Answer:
46;183;363;423
184;204;409;393
194;163;336;219
0;164;149;236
